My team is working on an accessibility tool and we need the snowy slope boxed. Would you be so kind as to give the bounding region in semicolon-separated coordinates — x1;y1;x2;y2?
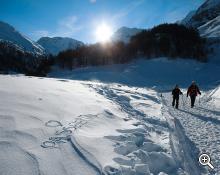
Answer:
0;75;184;175
50;58;220;174
198;0;220;12
181;10;196;25
1;58;220;175
37;37;84;55
181;0;220;37
0;21;45;55
50;58;220;89
0;39;25;54
111;27;143;43
198;15;220;37
182;0;220;28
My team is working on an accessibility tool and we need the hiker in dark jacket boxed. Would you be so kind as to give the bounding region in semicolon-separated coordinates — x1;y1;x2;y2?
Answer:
172;85;183;109
187;81;201;108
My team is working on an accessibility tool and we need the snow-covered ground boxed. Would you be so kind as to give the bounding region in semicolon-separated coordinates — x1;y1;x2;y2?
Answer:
50;58;220;90
0;58;220;175
0;75;181;175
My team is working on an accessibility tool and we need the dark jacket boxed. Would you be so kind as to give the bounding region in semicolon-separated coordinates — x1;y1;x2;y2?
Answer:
172;88;183;98
187;84;201;97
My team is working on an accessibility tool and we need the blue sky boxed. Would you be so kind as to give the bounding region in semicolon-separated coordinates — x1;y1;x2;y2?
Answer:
0;0;204;43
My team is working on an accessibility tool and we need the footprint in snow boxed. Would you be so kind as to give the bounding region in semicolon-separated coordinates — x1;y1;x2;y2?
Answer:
45;120;63;127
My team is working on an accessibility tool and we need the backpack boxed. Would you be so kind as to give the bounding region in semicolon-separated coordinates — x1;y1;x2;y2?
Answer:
190;85;197;95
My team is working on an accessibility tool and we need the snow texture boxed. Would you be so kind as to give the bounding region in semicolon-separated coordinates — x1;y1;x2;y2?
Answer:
199;15;220;37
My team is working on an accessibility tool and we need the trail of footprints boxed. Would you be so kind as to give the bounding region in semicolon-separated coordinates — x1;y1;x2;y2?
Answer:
42;114;100;148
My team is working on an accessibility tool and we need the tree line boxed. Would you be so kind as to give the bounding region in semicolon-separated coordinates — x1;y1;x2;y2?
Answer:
56;23;207;70
0;41;53;76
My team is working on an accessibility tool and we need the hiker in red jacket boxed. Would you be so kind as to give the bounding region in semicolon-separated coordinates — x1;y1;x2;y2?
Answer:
187;81;201;108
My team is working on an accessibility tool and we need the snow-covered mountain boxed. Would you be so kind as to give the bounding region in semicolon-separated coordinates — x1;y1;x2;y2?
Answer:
111;27;143;43
181;0;220;61
0;21;83;56
182;0;220;28
0;21;45;55
37;37;84;55
182;0;220;37
198;15;220;37
181;10;196;25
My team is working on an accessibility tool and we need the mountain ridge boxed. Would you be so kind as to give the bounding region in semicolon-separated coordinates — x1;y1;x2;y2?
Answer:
181;0;220;37
0;21;45;55
37;36;84;56
111;26;143;43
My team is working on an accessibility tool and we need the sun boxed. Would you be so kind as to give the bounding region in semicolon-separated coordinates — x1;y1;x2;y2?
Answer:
95;23;113;43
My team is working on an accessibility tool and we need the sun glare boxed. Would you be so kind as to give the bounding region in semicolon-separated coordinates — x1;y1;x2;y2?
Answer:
95;23;113;43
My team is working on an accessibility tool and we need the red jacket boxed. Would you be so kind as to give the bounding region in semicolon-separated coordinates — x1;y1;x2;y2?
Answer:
187;84;201;96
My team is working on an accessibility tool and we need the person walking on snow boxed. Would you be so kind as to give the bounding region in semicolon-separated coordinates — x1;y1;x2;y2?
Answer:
172;85;183;109
187;81;201;108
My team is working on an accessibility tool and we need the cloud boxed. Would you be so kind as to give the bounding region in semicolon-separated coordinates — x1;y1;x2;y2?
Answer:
164;8;187;23
30;30;49;40
56;16;82;36
113;0;145;20
31;15;83;40
90;0;96;3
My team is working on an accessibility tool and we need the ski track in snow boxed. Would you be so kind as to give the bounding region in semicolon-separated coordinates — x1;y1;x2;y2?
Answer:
163;92;220;175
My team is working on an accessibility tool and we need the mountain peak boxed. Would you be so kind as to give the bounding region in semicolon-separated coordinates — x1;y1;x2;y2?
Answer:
0;21;45;55
182;0;220;28
111;26;143;43
0;21;16;32
37;36;84;55
181;0;220;38
199;0;220;11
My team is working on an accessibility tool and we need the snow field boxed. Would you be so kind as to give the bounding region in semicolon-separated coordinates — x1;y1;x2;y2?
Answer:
0;75;182;175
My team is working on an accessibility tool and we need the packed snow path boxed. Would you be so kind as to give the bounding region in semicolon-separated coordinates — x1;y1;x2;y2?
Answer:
162;91;220;175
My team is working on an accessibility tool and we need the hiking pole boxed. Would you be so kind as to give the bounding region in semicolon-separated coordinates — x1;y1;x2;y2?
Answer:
183;93;187;106
181;95;184;107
